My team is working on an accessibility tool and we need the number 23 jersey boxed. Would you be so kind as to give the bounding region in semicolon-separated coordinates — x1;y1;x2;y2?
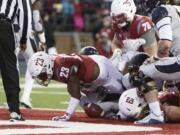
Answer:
51;54;98;83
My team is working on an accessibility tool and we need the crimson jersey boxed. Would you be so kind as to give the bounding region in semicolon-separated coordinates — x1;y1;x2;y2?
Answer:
52;54;97;83
158;91;180;106
114;15;153;48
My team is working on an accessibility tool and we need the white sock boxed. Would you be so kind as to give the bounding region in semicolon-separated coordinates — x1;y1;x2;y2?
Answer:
21;70;34;101
149;101;162;116
48;47;58;55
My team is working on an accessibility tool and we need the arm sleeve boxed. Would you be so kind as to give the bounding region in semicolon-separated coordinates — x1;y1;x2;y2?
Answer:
140;28;157;47
156;17;172;41
19;0;32;44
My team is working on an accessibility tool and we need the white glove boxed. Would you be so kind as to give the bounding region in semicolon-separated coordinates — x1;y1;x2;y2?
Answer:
52;113;71;121
110;48;122;69
122;38;146;53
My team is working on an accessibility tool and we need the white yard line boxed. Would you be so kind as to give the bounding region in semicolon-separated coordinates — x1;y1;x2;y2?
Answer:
0;90;68;95
0;120;162;134
0;83;67;89
0;106;82;112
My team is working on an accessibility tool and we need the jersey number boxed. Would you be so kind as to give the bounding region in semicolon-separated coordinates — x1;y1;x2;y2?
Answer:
142;22;151;31
126;97;134;104
59;67;70;78
35;58;44;67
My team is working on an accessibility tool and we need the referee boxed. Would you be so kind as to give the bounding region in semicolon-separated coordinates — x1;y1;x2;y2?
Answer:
0;0;29;121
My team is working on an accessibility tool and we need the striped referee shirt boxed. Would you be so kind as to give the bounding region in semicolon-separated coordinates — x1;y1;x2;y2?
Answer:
0;0;31;45
0;0;18;22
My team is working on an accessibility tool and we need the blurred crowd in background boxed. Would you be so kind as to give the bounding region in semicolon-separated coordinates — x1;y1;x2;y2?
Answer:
40;0;180;57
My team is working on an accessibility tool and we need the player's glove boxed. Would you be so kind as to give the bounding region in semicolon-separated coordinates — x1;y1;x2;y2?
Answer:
122;38;146;53
52;113;71;121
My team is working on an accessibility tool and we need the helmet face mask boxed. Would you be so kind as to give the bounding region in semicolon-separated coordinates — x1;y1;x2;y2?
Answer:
28;52;53;87
111;13;128;28
33;73;52;87
110;0;137;28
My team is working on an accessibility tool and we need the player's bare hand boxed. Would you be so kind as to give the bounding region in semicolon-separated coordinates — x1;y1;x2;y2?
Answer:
143;56;159;65
39;42;46;51
163;81;174;91
20;43;27;52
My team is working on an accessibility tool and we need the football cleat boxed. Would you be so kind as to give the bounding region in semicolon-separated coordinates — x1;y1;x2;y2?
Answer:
134;112;164;124
10;112;25;122
20;99;32;109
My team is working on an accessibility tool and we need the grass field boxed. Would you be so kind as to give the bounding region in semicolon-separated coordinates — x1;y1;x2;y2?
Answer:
0;77;81;110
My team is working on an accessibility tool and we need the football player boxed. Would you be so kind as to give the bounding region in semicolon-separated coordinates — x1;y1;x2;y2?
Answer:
120;53;165;124
79;46;121;119
27;52;126;121
17;0;46;108
142;0;180;57
117;88;148;120
118;87;180;123
110;0;158;70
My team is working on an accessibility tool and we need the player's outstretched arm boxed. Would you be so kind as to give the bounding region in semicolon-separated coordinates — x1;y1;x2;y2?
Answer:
52;73;80;121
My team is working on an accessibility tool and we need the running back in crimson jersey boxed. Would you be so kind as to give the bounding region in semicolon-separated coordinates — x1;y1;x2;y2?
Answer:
51;54;125;94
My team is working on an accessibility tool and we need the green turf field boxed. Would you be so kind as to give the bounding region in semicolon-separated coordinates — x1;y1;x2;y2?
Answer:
0;77;83;110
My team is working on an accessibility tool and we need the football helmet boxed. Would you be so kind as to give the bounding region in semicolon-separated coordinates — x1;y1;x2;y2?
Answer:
79;46;99;55
118;88;147;119
27;52;53;86
110;0;137;28
142;0;166;14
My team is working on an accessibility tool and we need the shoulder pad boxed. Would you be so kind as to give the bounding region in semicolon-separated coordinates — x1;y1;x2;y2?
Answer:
151;6;168;24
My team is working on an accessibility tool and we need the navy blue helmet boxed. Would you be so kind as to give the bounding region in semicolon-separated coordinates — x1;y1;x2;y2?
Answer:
142;0;166;14
79;46;99;55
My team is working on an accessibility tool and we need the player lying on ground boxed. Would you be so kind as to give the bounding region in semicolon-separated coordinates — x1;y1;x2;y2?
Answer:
27;51;126;121
123;53;180;123
117;87;180;123
111;53;164;124
139;55;180;122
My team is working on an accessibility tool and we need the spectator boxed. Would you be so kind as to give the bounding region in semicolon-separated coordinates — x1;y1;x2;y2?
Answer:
43;12;58;54
62;0;74;31
96;31;112;58
73;0;84;31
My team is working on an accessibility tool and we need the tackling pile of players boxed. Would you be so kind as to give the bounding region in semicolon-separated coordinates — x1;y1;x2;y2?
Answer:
23;0;180;124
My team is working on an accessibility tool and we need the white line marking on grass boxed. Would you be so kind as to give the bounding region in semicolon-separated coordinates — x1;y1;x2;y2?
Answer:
0;90;68;95
31;91;68;95
0;84;67;89
0;120;162;134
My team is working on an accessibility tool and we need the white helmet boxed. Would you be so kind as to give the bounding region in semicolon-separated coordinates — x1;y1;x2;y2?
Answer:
118;88;147;119
28;52;53;86
110;0;137;28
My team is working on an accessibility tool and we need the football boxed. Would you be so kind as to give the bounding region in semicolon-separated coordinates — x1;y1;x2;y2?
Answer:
83;103;105;118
